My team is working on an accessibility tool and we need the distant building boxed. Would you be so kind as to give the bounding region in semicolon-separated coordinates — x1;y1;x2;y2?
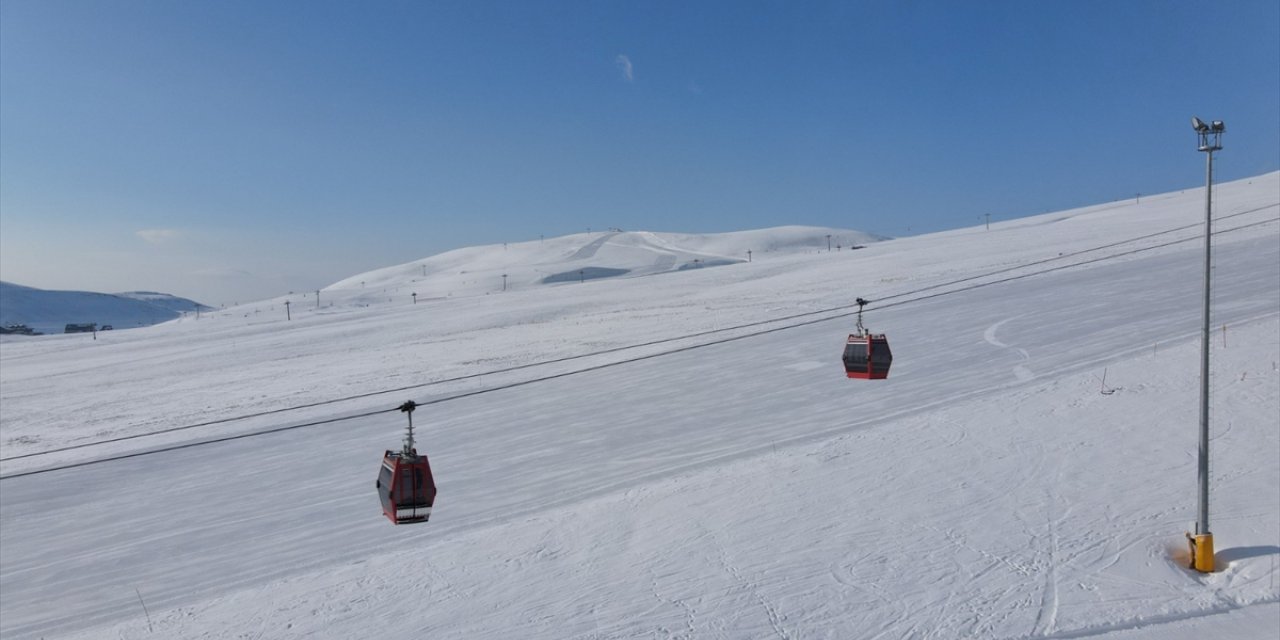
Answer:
64;323;97;334
0;324;39;336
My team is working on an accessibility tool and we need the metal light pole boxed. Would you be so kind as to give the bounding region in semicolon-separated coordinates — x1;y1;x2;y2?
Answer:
1187;116;1224;573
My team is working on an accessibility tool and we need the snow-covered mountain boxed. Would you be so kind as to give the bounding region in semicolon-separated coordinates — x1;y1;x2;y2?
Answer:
320;225;886;307
115;291;215;315
0;175;1277;639
0;282;211;335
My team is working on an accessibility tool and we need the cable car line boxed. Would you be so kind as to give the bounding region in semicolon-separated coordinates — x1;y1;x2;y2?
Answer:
2;211;1275;478
3;206;1273;464
0;407;396;481
9;200;1273;467
1;314;855;481
11;199;1272;466
871;202;1278;307
868;216;1278;314
0;296;919;463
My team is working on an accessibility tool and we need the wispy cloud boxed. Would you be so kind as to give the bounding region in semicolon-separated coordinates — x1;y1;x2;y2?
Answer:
136;229;183;244
191;266;254;279
615;54;634;82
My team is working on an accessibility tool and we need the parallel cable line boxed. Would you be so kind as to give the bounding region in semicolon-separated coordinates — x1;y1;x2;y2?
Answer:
2;211;1275;479
11;202;1274;464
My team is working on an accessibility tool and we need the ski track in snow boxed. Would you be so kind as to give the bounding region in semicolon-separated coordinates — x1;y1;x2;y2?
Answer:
985;315;1036;382
566;232;621;261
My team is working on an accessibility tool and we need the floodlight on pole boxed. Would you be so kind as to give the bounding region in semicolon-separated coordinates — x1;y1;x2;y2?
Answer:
1186;116;1223;574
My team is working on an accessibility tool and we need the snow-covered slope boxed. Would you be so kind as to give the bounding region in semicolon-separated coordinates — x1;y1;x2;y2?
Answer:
115;291;214;315
319;225;886;307
0;174;1277;639
0;282;210;335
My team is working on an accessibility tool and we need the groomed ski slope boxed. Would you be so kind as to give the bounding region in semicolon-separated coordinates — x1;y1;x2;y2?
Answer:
1;174;1278;639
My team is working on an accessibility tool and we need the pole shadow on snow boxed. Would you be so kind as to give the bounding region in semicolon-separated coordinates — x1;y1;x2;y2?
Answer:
1216;545;1280;564
1166;543;1280;573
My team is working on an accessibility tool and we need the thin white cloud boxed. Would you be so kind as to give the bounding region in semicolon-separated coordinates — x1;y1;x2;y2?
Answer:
615;54;634;82
136;229;183;244
191;266;254;278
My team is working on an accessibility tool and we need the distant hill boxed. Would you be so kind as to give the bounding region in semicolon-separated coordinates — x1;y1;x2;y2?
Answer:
116;291;215;315
320;225;888;305
0;282;211;335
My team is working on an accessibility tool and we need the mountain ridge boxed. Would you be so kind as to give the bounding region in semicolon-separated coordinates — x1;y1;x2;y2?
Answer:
0;282;212;335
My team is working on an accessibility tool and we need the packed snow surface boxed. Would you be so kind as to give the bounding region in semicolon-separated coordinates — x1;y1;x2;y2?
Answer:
1;179;1278;639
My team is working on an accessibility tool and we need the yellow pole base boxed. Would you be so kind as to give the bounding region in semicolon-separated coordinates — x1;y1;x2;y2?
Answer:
1186;532;1215;573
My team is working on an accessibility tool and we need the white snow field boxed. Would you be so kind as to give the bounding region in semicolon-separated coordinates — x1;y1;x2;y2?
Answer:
1;174;1278;639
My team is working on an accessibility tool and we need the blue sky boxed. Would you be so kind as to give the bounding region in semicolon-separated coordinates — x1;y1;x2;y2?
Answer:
2;0;1277;306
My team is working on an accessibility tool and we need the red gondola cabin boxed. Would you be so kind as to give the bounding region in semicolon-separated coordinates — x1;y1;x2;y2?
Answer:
377;448;436;524
843;332;892;379
376;401;437;524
